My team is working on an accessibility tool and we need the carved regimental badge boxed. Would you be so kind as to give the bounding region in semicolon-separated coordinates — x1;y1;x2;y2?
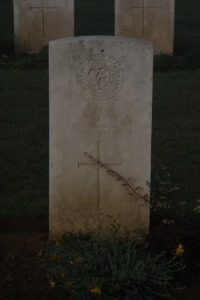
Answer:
77;54;124;101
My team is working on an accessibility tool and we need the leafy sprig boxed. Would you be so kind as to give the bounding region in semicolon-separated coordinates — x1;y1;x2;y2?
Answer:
83;152;150;204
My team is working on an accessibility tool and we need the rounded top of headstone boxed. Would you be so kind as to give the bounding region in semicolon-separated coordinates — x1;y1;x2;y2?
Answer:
49;35;153;50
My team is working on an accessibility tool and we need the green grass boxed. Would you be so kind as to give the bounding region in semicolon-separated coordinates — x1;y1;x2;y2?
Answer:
174;0;200;54
0;71;48;216
151;70;200;221
0;0;14;52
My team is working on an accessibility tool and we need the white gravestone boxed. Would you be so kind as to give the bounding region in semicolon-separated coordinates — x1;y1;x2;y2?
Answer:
49;36;153;238
14;0;74;53
115;0;175;54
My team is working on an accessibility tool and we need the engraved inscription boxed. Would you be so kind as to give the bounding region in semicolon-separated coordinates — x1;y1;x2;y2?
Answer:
77;54;124;101
67;109;133;137
78;141;122;210
131;0;158;36
30;0;58;36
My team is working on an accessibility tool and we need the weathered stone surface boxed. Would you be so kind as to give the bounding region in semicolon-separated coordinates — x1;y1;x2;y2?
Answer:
14;0;74;53
49;36;153;238
115;0;175;54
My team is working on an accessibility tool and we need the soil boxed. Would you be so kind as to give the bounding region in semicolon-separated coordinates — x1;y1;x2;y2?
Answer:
0;217;65;300
0;217;200;300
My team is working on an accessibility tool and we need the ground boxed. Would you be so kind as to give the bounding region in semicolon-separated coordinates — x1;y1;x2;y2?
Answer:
0;217;200;299
0;218;66;300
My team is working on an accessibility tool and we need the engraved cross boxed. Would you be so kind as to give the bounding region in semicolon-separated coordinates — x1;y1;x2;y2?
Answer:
78;141;122;210
30;0;58;36
131;0;158;36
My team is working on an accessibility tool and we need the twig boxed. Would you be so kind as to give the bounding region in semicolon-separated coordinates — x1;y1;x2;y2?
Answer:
83;152;150;204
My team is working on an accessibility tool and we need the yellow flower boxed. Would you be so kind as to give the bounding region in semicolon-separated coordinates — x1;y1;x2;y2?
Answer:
89;286;102;295
51;254;60;262
48;279;56;288
174;243;184;256
53;237;61;246
66;280;75;287
60;272;65;278
75;256;84;264
69;256;84;267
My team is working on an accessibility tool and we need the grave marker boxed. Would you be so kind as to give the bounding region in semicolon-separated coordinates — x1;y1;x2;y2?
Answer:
14;0;74;53
115;0;175;54
49;36;153;237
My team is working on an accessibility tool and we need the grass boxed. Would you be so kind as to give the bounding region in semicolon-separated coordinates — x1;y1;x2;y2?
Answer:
0;70;48;216
174;0;200;54
152;70;200;221
0;0;14;52
0;0;200;220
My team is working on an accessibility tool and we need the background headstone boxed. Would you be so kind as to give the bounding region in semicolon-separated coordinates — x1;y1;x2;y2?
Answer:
115;0;175;54
14;0;74;53
49;36;153;238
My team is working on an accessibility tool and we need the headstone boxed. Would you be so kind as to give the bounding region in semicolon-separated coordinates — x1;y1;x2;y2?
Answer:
14;0;74;53
115;0;175;54
49;36;153;238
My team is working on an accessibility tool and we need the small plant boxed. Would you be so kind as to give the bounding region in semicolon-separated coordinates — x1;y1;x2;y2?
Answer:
44;230;184;300
173;243;184;257
150;157;181;223
83;151;150;205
